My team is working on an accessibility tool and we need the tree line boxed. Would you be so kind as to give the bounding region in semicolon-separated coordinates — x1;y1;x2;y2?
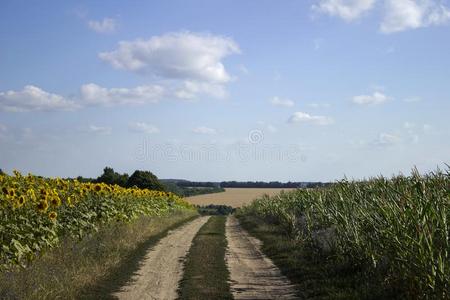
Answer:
175;180;329;188
1;167;329;194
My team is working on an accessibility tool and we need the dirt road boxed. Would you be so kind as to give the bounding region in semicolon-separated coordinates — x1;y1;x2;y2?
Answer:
113;216;210;300
225;216;298;299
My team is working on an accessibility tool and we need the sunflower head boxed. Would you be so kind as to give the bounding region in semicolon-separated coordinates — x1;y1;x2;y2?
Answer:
8;189;15;197
94;184;102;192
17;195;26;207
48;211;57;221
2;187;8;195
37;200;49;212
50;196;61;207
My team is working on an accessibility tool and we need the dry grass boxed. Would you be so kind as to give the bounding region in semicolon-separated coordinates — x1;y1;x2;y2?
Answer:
0;210;198;299
185;188;294;207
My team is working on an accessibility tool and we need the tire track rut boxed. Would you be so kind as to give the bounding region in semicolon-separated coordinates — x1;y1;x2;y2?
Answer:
225;216;298;299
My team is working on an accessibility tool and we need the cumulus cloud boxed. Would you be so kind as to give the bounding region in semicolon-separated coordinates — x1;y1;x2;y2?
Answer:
312;0;377;21
99;32;240;83
88;18;117;34
80;83;164;106
192;126;217;134
128;122;160;134
88;125;112;135
381;0;450;33
312;0;450;33
270;96;295;107
352;91;389;105
0;85;78;112
288;112;334;125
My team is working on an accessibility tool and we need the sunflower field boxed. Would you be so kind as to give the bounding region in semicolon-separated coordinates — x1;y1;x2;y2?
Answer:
0;170;193;268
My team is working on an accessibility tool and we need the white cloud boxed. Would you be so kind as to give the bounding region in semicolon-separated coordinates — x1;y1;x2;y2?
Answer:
381;0;450;33
99;32;240;84
88;18;117;34
174;81;226;99
372;132;402;146
192;126;217;134
312;0;377;21
270;96;295;107
88;125;112;135
352;91;389;105
0;85;78;112
128;122;160;134
312;0;450;33
288;112;334;125
80;83;164;106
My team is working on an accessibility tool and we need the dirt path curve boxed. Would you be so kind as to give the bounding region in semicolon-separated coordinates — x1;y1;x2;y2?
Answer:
225;216;298;299
113;216;210;300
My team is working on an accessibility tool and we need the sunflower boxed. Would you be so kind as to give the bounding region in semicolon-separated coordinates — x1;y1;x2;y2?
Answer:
2;187;8;195
8;189;15;197
37;200;49;212
48;211;57;221
17;195;26;207
94;184;102;192
50;196;61;207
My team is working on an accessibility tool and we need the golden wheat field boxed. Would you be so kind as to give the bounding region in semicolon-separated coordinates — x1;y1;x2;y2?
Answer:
185;188;294;207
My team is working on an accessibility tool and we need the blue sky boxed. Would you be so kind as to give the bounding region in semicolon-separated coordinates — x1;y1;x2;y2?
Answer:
0;0;449;181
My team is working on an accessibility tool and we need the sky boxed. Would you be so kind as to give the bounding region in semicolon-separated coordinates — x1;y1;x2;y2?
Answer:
0;0;449;181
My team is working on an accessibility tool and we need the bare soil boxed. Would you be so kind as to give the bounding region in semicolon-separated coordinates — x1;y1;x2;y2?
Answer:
185;188;294;207
225;216;298;299
113;216;210;300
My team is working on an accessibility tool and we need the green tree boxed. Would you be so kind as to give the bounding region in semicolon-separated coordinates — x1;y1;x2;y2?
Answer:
97;167;129;187
161;181;183;196
126;170;165;191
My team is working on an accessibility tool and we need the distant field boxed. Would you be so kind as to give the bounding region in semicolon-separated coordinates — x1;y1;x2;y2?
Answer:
185;188;294;207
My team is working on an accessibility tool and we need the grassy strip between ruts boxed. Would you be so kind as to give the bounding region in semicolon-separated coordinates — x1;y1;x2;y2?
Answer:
236;214;397;300
0;210;198;299
177;216;232;300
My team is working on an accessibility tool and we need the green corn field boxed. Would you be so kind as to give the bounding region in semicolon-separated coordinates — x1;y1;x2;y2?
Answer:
241;168;450;298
